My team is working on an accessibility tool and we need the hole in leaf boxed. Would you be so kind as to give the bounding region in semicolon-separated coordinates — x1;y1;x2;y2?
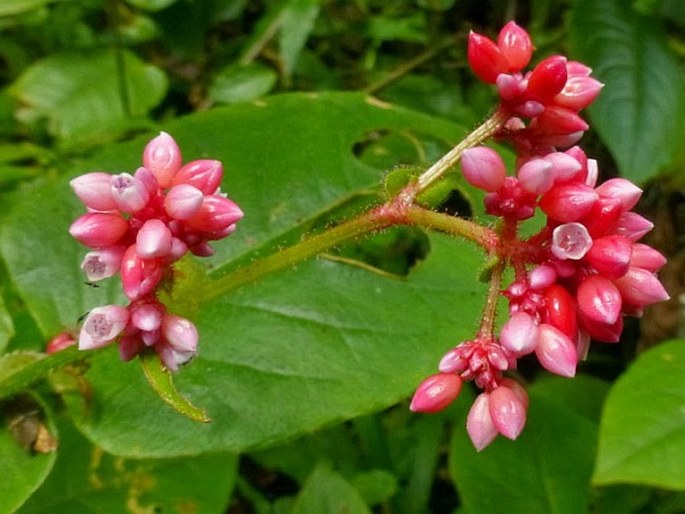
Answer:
330;225;431;277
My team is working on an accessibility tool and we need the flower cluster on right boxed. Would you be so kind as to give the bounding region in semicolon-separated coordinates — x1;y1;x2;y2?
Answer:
411;22;669;450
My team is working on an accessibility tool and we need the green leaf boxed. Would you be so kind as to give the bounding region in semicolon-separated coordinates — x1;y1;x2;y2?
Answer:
209;63;278;105
593;339;685;490
350;469;398;506
125;0;179;12
292;463;371;514
18;419;238;513
0;292;15;354
449;387;598;514
570;0;685;182
280;0;320;80
0;393;57;513
1;92;483;457
0;0;56;17
10;49;167;144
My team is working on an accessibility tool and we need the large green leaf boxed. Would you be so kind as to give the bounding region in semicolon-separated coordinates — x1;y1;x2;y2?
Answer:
0;291;14;354
18;419;237;513
1;92;487;457
570;0;685;183
291;463;371;514
0;392;57;513
593;339;685;490
449;378;601;514
10;50;167;144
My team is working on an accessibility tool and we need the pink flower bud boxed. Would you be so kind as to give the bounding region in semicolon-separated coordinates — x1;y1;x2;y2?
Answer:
595;178;642;212
410;373;462;413
554;75;603;110
526;55;568;100
134;166;160;194
610;212;654;241
535;105;589;134
167;237;189;263
497;21;533;71
546;152;582;183
528;264;557;289
581;196;623;237
566;61;592;77
81;246;126;281
46;332;76;354
119;335;144;361
489;384;527;440
120;245;163;300
629;244;667;272
111;173;150;212
613;267;670;307
577;275;622;325
585;158;599;187
499;377;529;409
136;219;173;259
540;184;598;222
461;147;507;192
500;311;539;356
143;132;182;188
551;222;593;260
535;323;577;377
189;242;216;257
162;314;199;353
516;100;545;118
439;347;469;373
467;31;508;84
69;213;129;249
164;184;204;220
79;305;129;350
580;312;623;343
517;158;554;195
130;301;164;332
172;159;224;195
186;195;244;233
543;284;578;338
467;393;498;451
496;74;524;100
585;235;632;279
70;172;118;212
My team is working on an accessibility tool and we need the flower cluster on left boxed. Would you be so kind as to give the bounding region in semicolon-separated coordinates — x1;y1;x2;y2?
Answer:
67;132;243;370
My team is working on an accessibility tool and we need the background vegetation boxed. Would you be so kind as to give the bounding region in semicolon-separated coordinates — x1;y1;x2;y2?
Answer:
1;0;684;512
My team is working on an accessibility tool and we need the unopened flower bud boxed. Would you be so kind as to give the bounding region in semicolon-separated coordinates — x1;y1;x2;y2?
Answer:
526;55;568;100
172;159;223;195
69;213;128;249
613;267;670;307
186;195;244;233
577;275;622;325
545;152;582;183
629;244;667;272
461;147;507;192
517;158;554;195
164;184;204;220
611;212;654;241
543;284;578;338
467;31;508;84
595;178;642;212
489;384;527;440
143;131;182;188
410;373;462;413
535;323;577;377
120;245;163;300
46;332;76;354
497;21;533;71
535;105;589;135
70;172;118;212
136;219;173;259
540;184;598;222
500;311;539;356
585;235;632;279
467;393;498;451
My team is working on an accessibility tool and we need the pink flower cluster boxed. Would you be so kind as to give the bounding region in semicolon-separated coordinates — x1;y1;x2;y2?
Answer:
468;21;603;155
68;132;243;370
411;23;668;450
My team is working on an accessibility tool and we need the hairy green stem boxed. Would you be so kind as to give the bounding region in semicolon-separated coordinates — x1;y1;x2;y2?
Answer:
0;346;88;401
477;257;505;340
411;108;509;198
